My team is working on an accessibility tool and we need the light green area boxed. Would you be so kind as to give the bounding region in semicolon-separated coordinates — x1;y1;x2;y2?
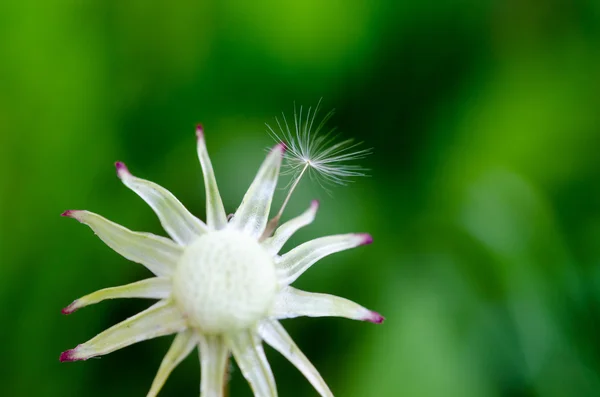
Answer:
1;0;600;396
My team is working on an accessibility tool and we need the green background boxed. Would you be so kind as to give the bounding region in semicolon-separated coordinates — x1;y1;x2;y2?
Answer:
2;0;600;396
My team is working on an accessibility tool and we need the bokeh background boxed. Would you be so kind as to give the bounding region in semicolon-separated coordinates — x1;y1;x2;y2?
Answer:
2;0;600;396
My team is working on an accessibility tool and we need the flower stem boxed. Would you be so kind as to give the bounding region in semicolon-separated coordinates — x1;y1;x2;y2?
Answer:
260;162;309;241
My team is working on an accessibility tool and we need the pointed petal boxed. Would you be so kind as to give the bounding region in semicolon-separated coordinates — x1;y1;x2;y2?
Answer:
227;330;278;397
271;286;384;323
59;300;187;362
62;210;183;277
147;330;197;397
261;200;319;255
259;320;333;397
199;334;229;397
229;144;285;239
116;162;208;245
62;277;171;314
275;233;372;285
196;125;228;230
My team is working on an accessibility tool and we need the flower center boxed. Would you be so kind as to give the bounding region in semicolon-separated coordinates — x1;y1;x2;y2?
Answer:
172;229;278;334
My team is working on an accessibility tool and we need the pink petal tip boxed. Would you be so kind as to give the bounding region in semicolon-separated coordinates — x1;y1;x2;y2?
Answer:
59;348;80;362
115;161;130;176
61;301;78;315
365;311;385;324
196;124;204;139
311;199;320;209
357;233;373;245
61;210;83;221
274;141;287;153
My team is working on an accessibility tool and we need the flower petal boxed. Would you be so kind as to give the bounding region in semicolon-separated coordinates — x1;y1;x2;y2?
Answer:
199;334;229;397
116;162;208;245
259;320;333;397
226;330;278;397
59;300;187;362
229;144;285;239
275;233;372;285
62;210;183;277
261;200;319;255
197;125;228;230
271;286;384;323
62;277;171;314
147;330;197;397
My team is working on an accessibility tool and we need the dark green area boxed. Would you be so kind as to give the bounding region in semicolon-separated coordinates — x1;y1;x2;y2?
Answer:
1;0;600;396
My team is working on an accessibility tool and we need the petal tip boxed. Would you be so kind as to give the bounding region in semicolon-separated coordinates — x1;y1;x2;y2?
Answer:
310;199;320;209
196;124;204;139
278;141;287;152
61;301;79;315
272;142;287;154
115;161;130;177
59;348;80;362
61;210;82;220
357;233;373;245
365;311;385;324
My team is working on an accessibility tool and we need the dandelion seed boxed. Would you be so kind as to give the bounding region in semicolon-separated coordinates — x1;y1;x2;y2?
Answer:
264;100;372;238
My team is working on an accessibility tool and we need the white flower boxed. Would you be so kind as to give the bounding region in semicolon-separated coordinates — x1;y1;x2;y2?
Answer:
60;125;383;397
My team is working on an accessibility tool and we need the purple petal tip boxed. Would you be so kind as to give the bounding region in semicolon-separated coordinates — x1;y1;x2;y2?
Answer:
366;311;385;324
196;124;204;139
59;349;79;362
115;161;129;176
61;301;78;315
62;210;84;221
358;233;373;245
277;141;287;153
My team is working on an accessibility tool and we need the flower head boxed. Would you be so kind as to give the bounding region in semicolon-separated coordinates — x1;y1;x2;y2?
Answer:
60;123;383;397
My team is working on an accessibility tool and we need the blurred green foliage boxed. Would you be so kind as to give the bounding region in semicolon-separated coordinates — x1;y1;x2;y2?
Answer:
1;0;600;396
